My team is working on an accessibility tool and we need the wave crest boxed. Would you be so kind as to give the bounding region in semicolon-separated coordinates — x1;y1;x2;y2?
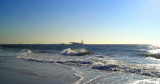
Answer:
19;49;33;55
60;48;90;56
137;54;160;59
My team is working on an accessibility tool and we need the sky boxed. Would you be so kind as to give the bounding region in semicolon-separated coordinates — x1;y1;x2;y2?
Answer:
0;0;160;44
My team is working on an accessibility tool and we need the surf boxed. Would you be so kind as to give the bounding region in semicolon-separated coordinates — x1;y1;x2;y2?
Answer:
60;48;91;56
137;54;160;59
17;51;160;78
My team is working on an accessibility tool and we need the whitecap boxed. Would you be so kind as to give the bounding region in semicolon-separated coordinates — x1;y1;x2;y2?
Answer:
60;48;90;56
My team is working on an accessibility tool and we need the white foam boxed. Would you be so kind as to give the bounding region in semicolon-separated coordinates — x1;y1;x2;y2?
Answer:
147;44;160;55
148;49;160;54
60;48;90;56
19;49;33;55
17;49;34;59
17;51;160;78
130;78;159;84
72;67;107;84
145;57;160;62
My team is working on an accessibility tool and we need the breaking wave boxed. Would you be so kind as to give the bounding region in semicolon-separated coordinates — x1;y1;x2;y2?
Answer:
137;45;160;59
137;54;160;59
17;51;160;78
60;48;91;56
18;49;33;56
137;48;160;59
91;63;160;78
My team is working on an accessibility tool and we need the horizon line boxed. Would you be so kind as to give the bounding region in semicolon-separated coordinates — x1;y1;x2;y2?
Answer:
0;43;151;45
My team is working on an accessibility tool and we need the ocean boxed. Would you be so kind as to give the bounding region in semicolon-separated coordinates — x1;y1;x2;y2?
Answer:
0;44;160;84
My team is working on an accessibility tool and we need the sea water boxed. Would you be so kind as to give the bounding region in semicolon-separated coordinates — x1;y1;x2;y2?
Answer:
0;44;160;84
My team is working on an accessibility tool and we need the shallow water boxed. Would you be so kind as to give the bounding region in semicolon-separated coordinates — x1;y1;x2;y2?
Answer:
0;44;160;84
